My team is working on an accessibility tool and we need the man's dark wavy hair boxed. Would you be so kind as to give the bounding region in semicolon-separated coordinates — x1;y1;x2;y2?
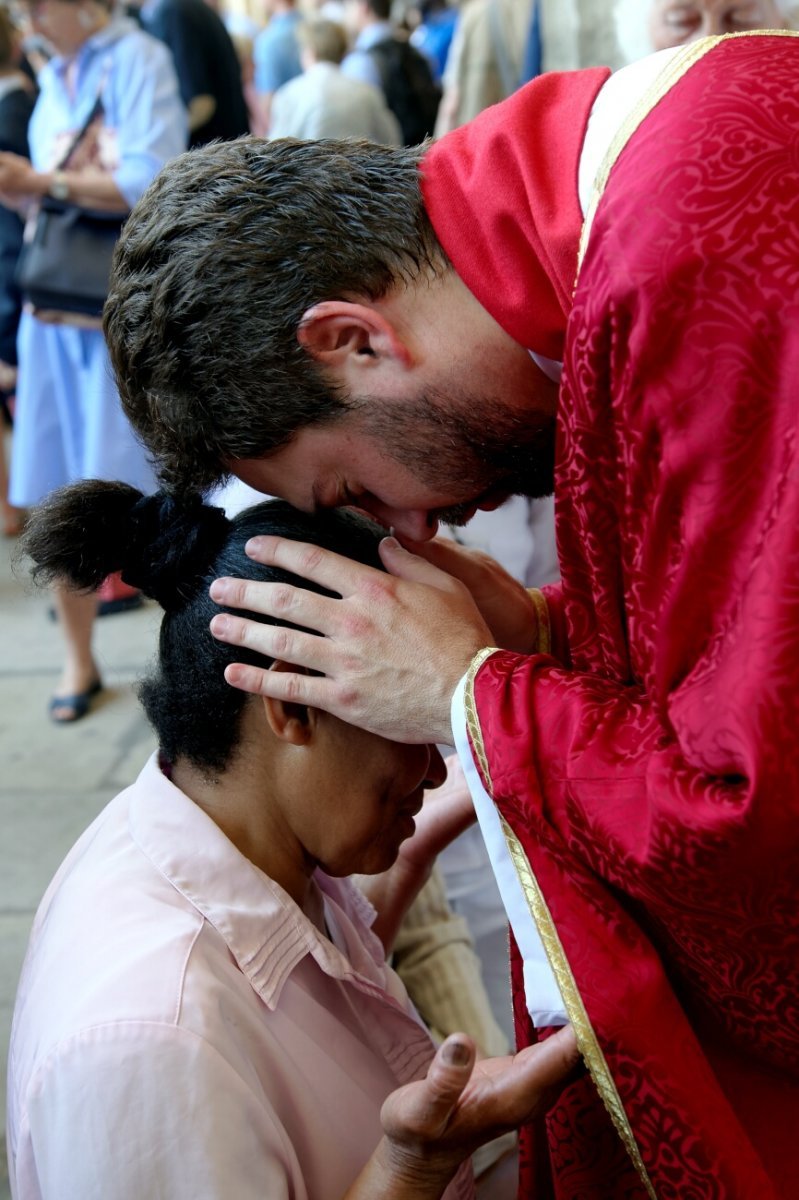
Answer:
105;137;447;495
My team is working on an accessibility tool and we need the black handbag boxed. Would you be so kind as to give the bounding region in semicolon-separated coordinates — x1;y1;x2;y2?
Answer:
15;92;125;319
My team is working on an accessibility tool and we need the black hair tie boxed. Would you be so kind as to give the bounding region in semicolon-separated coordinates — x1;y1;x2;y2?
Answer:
122;492;230;611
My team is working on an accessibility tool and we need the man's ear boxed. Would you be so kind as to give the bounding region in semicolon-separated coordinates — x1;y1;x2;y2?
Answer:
260;661;315;746
297;300;412;369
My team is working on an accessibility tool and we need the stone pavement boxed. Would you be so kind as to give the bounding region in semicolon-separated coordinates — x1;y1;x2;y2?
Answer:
0;533;160;1199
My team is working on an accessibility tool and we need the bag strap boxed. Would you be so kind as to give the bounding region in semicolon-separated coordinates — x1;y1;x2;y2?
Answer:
54;64;109;170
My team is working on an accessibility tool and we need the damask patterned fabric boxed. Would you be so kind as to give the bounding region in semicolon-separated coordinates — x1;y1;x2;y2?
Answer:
432;33;799;1200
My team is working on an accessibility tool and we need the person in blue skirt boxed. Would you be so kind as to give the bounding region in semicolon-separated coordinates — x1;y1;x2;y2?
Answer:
0;0;186;721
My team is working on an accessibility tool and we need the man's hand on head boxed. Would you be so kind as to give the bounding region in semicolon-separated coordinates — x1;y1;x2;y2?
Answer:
208;536;495;745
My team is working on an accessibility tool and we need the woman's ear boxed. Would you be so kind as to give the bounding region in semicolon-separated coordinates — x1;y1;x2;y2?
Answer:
260;661;315;745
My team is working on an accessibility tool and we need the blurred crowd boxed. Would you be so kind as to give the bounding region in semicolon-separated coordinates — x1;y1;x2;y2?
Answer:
2;2;797;1194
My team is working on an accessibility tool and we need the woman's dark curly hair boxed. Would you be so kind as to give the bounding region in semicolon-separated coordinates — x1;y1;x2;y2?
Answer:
19;482;385;775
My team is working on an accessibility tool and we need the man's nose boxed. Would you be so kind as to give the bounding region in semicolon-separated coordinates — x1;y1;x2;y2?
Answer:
357;497;439;542
388;510;440;542
425;746;448;790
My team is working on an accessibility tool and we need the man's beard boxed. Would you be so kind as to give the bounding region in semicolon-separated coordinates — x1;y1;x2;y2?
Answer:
362;389;557;526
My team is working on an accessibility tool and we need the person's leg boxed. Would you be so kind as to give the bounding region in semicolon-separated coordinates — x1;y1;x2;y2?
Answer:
79;328;156;616
49;584;101;723
0;414;25;535
11;322;98;719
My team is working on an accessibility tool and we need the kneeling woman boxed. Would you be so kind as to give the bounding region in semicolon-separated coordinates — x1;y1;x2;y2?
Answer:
8;483;577;1200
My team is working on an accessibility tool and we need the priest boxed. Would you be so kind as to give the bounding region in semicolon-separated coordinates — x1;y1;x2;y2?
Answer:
105;31;799;1198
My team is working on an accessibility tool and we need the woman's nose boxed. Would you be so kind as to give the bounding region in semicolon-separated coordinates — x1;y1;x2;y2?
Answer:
425;746;448;790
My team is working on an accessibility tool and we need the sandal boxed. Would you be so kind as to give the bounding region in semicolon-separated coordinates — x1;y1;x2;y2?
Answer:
49;679;103;724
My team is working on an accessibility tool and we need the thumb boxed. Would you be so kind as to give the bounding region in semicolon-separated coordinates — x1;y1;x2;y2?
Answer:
381;1034;476;1142
400;535;463;571
378;535;462;592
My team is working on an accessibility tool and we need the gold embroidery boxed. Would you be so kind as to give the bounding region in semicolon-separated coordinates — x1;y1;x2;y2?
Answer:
577;30;799;277
526;588;551;656
464;647;499;790
464;663;658;1197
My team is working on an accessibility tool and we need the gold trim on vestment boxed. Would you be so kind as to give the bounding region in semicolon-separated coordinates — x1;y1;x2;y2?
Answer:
464;647;500;788
500;816;658;1199
463;655;658;1198
526;588;551;655
577;30;799;278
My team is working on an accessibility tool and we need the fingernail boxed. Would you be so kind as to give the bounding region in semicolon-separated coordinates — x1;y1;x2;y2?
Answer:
245;537;263;556
382;536;400;551
442;1039;470;1067
209;579;227;600
210;615;229;636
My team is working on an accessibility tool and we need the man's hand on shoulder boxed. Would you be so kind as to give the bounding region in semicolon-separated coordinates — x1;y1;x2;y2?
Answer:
208;535;495;745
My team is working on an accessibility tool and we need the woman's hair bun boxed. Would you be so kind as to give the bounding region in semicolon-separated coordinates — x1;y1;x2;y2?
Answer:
19;480;230;612
123;492;230;610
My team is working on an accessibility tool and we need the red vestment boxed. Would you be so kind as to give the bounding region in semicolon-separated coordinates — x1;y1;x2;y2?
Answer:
422;34;799;1200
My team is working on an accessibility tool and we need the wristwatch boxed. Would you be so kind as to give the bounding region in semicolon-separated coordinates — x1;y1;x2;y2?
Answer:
48;170;69;201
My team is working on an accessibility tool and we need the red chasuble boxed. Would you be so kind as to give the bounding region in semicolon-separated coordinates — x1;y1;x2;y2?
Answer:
423;34;799;1200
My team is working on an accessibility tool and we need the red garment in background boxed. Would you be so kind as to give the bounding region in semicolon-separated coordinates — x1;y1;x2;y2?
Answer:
428;34;799;1200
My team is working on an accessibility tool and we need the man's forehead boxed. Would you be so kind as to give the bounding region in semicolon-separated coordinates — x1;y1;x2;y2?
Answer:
230;430;353;508
230;454;316;509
